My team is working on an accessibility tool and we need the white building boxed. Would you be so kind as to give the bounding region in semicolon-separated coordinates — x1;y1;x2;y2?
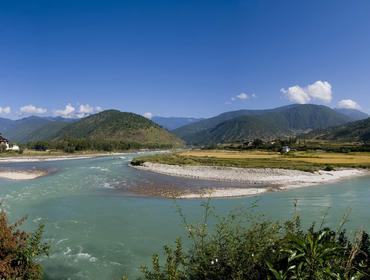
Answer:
7;144;20;151
0;135;20;151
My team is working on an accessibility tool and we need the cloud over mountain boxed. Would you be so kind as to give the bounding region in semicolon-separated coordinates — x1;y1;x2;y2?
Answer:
282;80;332;104
20;105;47;114
0;106;11;114
55;103;102;118
337;99;361;110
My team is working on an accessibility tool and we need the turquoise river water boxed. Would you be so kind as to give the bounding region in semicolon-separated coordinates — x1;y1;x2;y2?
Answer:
0;153;369;279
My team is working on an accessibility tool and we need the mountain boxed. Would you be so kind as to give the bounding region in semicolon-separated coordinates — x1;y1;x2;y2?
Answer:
304;117;370;142
334;108;369;121
53;110;183;147
0;118;14;132
174;104;354;145
0;116;75;143
22;121;71;142
0;111;183;147
152;116;203;130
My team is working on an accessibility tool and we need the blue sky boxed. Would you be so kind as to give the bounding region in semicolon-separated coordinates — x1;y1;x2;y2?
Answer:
1;0;370;119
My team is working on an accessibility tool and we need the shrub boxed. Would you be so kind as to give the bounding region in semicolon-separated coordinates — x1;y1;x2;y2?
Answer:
136;202;370;280
324;165;335;171
0;211;49;279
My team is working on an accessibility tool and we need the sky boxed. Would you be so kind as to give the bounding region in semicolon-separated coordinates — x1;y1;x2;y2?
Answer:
1;0;370;119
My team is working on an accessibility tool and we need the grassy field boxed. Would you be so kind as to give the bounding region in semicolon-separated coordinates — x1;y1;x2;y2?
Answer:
132;150;370;172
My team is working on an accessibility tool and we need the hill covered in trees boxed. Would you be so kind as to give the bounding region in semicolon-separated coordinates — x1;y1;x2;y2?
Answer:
304;117;370;142
173;104;356;145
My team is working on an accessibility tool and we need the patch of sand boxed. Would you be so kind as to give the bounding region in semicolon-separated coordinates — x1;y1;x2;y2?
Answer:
134;162;369;198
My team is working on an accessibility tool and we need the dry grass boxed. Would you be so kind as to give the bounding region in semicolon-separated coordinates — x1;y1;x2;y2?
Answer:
180;150;279;159
180;150;370;165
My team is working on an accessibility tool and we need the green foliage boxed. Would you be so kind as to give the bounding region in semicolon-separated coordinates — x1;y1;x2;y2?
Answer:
135;202;370;280
0;211;49;279
324;165;335;171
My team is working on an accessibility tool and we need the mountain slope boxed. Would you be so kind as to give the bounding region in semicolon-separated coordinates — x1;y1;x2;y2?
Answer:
0;116;75;143
174;104;354;145
334;108;369;121
152;116;203;130
23;121;71;142
4;117;62;143
304;117;370;142
54;110;183;147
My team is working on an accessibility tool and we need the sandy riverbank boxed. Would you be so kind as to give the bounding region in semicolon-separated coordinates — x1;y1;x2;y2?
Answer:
0;170;48;180
0;153;128;163
134;162;369;198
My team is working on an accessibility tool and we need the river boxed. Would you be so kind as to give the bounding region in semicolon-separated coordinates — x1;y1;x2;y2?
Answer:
0;153;369;279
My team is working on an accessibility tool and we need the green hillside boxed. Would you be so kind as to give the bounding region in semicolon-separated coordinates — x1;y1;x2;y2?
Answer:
304;117;370;142
334;108;369;121
23;121;71;142
174;104;353;145
4;117;60;143
0;116;74;143
53;110;183;147
152;116;203;130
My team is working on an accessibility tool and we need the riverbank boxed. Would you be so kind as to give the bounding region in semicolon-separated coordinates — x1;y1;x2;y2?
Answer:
134;162;369;198
0;152;131;163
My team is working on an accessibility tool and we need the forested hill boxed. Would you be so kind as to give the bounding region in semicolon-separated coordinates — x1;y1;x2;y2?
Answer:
304;117;370;142
173;104;356;145
53;110;184;147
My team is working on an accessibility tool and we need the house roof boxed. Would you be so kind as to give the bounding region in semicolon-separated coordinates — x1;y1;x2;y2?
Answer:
0;135;9;143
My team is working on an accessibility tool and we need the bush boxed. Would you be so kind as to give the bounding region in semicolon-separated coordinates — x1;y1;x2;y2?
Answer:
136;202;370;280
324;165;335;171
0;211;49;279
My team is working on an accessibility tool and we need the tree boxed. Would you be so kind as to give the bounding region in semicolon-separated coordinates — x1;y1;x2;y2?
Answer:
0;211;49;279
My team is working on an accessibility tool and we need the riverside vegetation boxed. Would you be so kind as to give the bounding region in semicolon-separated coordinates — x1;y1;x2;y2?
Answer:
131;149;370;172
132;201;370;280
0;211;49;279
2;203;370;280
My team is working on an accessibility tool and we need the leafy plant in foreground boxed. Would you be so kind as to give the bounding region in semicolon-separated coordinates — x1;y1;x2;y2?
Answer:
0;210;49;280
136;201;370;280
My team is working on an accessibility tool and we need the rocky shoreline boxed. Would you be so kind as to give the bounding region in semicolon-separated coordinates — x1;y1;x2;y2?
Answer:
133;162;369;198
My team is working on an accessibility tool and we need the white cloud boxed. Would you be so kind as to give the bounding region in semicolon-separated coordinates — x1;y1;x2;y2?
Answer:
337;99;361;110
236;92;249;100
55;103;76;118
20;104;47;114
229;92;255;103
79;104;95;114
281;80;332;104
78;104;103;116
55;103;103;118
143;112;153;119
281;86;310;104
0;106;11;114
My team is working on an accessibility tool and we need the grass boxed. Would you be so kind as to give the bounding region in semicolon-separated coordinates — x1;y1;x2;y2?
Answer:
132;150;370;172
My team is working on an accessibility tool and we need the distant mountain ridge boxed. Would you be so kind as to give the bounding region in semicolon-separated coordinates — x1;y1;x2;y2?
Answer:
304;117;370;142
1;105;367;146
334;108;369;121
152;116;203;130
0;116;75;143
173;104;358;145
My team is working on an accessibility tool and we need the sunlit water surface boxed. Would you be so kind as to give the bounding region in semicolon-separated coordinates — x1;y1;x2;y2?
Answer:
0;153;369;279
